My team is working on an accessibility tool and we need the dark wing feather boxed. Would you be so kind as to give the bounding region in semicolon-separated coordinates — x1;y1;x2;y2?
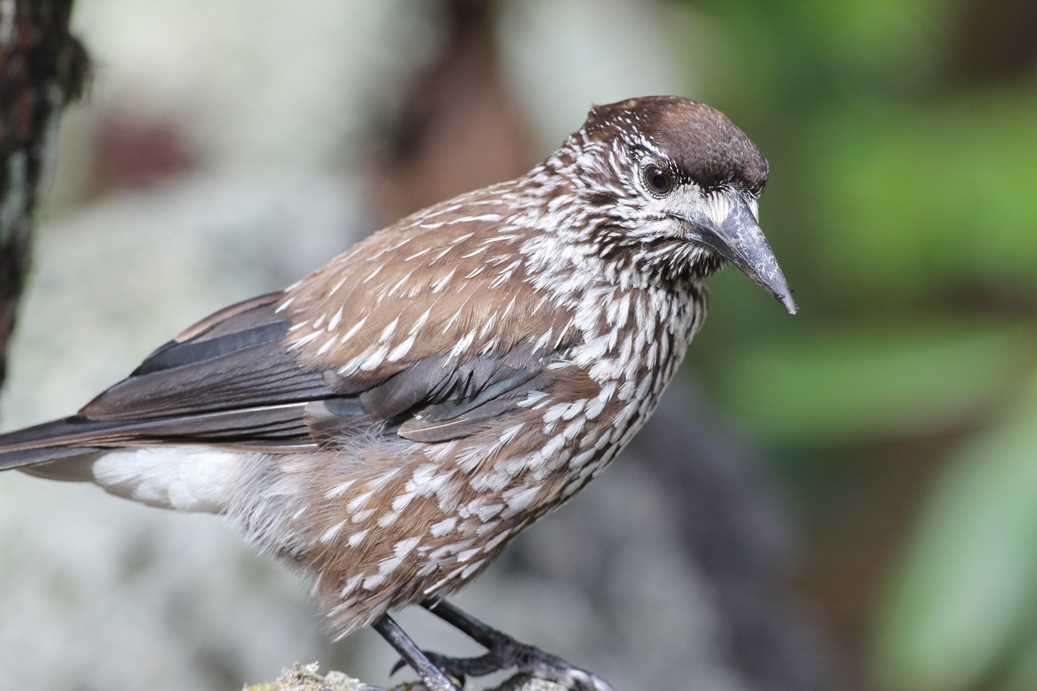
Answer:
82;292;329;420
354;345;547;443
0;292;549;469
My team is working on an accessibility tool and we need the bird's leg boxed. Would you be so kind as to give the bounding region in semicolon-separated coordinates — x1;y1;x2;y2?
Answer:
415;599;616;691
372;614;461;691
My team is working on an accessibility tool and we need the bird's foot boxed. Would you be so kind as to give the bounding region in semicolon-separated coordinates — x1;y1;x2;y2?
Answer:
374;615;462;691
392;635;614;691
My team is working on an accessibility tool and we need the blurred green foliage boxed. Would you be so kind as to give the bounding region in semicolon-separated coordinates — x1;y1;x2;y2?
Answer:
671;0;1037;689
875;378;1037;691
721;321;1031;445
812;97;1037;299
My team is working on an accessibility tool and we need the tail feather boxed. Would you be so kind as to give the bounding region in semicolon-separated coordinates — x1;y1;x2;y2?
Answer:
0;444;102;471
0;402;315;472
0;416;111;471
1;417;250;513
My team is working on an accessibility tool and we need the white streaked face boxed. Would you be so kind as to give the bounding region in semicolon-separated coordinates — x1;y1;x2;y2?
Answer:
562;97;795;309
609;151;795;312
621;151;764;253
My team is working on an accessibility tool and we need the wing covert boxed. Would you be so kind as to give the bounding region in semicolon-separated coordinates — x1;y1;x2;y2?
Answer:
56;291;551;452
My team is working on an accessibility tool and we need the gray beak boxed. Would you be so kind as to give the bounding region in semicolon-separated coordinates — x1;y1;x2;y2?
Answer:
679;193;798;315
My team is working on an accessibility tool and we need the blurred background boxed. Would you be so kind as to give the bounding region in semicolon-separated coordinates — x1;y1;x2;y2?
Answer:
1;1;1036;690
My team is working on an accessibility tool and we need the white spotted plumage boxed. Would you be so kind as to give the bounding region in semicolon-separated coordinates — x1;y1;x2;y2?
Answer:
0;84;778;691
71;97;774;643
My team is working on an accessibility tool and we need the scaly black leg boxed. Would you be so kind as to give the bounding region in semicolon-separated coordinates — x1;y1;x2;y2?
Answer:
416;599;615;691
373;614;461;691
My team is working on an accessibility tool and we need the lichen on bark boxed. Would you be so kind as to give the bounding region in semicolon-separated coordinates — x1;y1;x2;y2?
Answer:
242;662;568;691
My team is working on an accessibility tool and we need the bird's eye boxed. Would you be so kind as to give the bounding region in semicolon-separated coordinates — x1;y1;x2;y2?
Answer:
642;164;675;197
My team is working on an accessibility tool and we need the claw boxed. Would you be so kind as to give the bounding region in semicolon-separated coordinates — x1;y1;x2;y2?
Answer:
413;601;614;691
390;651;471;686
507;644;614;691
373;615;460;691
391;643;612;691
389;657;408;677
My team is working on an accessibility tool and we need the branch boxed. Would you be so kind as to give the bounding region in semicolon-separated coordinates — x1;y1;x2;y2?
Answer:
243;662;567;691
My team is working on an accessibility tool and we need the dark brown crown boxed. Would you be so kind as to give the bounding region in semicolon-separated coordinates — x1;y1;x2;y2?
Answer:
583;95;768;193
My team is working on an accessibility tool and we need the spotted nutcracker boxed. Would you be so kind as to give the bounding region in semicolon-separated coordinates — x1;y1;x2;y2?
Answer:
0;96;795;691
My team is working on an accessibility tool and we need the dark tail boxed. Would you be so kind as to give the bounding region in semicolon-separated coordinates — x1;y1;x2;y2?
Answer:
1;401;316;472
0;416;114;471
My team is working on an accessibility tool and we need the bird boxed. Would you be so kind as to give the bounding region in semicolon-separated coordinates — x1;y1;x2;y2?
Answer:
0;95;795;691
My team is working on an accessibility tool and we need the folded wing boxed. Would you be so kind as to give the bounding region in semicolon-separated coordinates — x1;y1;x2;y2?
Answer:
0;292;549;470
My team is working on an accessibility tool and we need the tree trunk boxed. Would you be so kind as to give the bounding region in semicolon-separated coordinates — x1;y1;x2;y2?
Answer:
0;0;89;392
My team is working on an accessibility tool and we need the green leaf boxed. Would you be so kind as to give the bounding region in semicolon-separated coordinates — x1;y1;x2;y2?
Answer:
872;376;1037;691
808;95;1037;301
716;321;1034;445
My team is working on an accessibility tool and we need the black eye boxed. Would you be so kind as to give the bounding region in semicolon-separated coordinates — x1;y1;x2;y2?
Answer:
642;164;675;197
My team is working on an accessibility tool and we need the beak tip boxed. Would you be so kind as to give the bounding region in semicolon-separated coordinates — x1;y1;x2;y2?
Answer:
696;197;798;316
780;293;798;316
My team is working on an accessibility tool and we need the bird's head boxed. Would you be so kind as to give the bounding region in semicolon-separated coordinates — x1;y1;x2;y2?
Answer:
550;95;797;315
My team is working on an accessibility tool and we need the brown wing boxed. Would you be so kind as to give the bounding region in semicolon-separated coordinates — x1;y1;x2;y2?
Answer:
1;203;577;469
0;292;551;469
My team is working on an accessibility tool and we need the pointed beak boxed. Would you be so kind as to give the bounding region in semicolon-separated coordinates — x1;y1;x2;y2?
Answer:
676;193;798;315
